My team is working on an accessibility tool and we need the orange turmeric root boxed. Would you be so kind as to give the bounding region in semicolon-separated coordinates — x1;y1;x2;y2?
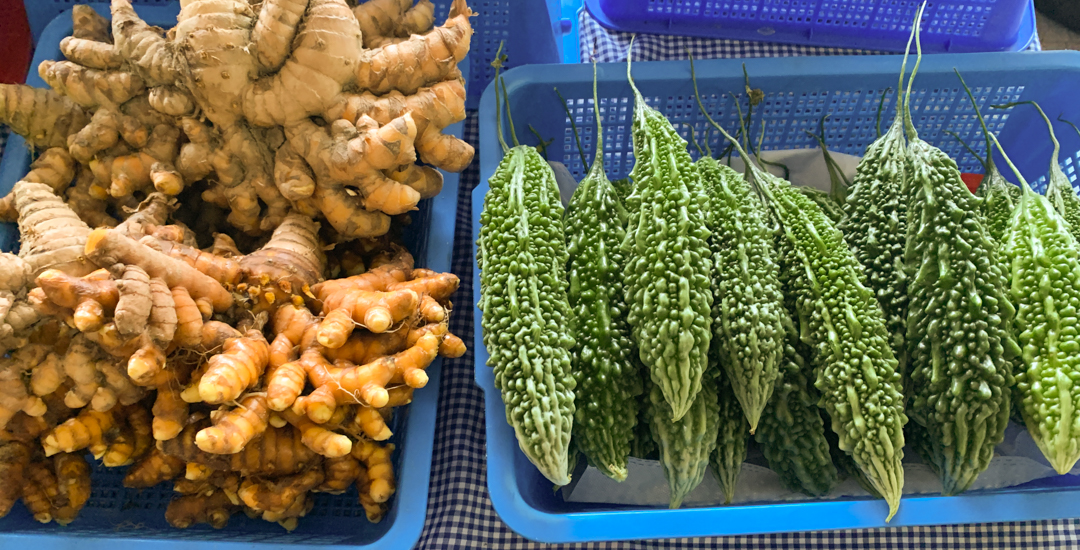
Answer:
23;459;60;523
35;269;118;332
160;422;319;476
198;329;270;404
0;441;30;517
42;407;116;457
52;452;91;525
196;394;271;454
317;288;418;345
238;468;323;515
238;213;325;311
282;408;352;458
124;447;185;488
165;489;238;529
152;383;188;441
318;454;362;494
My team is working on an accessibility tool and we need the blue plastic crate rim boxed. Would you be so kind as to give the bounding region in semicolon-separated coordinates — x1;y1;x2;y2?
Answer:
583;0;1037;54
0;5;465;549
473;52;1080;543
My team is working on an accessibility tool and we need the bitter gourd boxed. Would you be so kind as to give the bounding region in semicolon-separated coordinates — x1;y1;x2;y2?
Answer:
902;34;1016;496
754;315;840;497
477;69;576;486
648;373;720;509
1000;102;1080;240
837;62;910;376
990;133;1080;475
709;369;748;504
691;56;906;521
694;137;784;432
621;51;713;421
564;64;643;482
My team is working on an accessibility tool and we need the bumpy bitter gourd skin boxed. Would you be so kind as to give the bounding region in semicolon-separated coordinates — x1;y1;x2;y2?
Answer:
564;110;642;483
903;136;1016;495
754;316;840;497
698;157;783;432
622;71;713;422
709;370;747;504
1024;103;1080;241
1004;184;1080;474
977;165;1019;245
838;113;909;376
767;175;907;520
648;374;719;509
477;145;577;486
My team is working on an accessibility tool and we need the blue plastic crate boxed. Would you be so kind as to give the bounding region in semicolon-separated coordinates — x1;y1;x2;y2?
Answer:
583;0;1036;53
0;5;465;549
473;52;1080;543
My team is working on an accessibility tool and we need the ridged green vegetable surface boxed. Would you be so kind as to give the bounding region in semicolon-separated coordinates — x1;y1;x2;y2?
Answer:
754;316;840;497
902;42;1016;496
477;79;577;485
696;154;784;431
991;136;1080;474
691;57;906;520
648;374;720;508
621;56;713;421
564;66;643;482
710;370;748;504
978;165;1020;245
837;78;909;375
798;187;844;224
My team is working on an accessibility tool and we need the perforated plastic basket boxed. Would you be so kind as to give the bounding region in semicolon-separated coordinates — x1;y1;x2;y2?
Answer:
0;6;464;549
583;0;1037;53
473;52;1080;543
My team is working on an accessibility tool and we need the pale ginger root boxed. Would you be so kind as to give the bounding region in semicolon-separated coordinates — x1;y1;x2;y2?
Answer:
328;79;470;172
198;328;270;404
85;227;233;312
354;0;473;96
124;446;185;488
15;181;96;278
0;441;31;518
73;5;113;42
242;0;362;128
274;141;316;201
0;344;50;430
389;163;444;199
161;422;320;476
148;86;196;117
148;277;177;344
165;489;238;529
42;407;116;457
353;0;411;48
52;453;91;525
0;85;89;149
0;148;78;222
113;264;151;336
238;213;325;311
110;0;181;87
0;254;32;292
60;36;123;71
196;394;271;454
39;60;145;110
62;335;102;408
251;0;311;73
401;0;436;35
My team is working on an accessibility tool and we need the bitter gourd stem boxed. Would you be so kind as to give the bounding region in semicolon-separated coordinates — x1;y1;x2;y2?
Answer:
994;100;1064;177
944;130;989;174
555;87;588;169
875;87;891;139
901;2;927;142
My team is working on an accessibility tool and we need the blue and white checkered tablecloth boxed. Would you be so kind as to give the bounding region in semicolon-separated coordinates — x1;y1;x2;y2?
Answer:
410;9;1080;550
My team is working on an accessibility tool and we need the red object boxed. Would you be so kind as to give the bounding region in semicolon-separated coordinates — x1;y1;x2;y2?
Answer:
0;0;31;84
961;172;984;194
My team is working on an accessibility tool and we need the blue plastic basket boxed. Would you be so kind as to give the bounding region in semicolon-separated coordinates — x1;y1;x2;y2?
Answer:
473;52;1080;543
583;0;1037;53
0;6;465;549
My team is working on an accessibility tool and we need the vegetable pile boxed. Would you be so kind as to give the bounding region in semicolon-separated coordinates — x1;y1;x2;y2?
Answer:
0;0;469;531
478;6;1080;522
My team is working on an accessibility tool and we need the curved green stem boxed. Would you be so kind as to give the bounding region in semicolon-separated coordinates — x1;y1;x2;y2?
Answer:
994;100;1063;174
589;61;606;176
954;70;994;174
875;87;891;139
556;86;588;168
902;2;927;141
945;130;987;173
493;41;509;153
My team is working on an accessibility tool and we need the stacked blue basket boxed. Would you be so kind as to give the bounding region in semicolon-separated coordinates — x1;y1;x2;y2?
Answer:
474;53;1080;543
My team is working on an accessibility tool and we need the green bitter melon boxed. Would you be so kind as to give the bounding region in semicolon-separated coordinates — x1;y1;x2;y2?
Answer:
648;373;720;509
477;66;577;486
